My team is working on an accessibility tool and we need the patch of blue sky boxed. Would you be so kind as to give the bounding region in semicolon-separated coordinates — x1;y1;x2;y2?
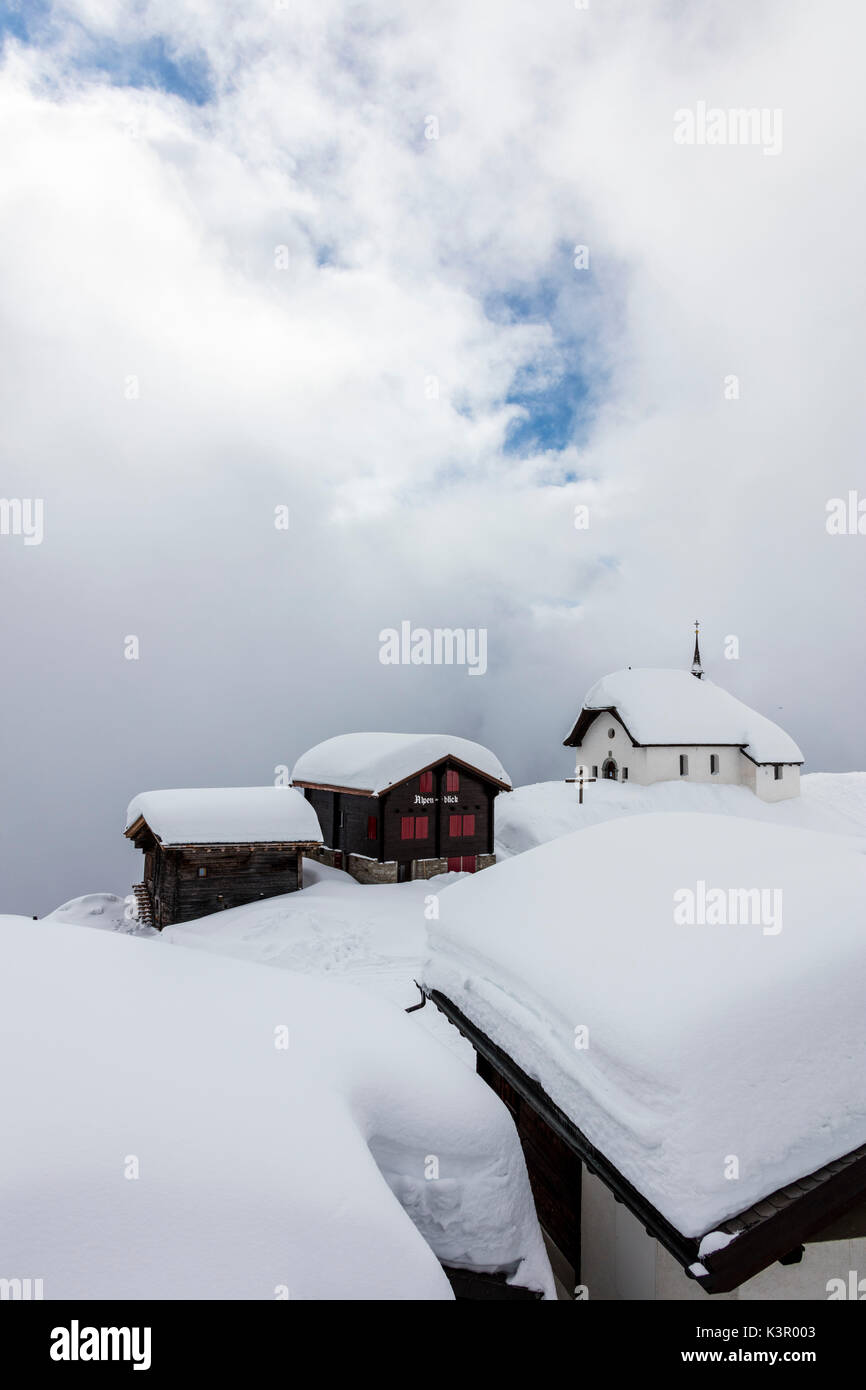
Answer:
487;242;614;462
0;6;213;107
0;0;51;44
505;365;593;458
76;33;213;105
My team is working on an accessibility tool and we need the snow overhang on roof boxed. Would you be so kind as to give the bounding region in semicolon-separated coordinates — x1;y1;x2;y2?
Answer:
563;668;803;765
426;990;866;1294
124;787;323;847
290;733;512;796
422;813;866;1290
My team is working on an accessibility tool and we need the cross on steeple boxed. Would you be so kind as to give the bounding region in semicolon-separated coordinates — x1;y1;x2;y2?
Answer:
691;620;704;680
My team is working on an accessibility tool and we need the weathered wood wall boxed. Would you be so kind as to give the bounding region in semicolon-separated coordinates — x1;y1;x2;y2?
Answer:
146;845;302;928
476;1051;582;1284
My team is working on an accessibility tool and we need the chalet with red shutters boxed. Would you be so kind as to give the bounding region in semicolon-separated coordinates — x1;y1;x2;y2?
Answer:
291;733;511;883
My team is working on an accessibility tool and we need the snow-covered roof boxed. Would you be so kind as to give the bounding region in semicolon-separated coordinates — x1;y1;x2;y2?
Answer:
291;733;511;795
567;668;803;764
0;918;553;1298
125;787;322;846
423;813;866;1238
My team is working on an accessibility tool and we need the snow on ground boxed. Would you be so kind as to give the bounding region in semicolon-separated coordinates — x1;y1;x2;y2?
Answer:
44;893;157;936
164;859;475;1064
0;916;553;1299
495;773;866;859
55;776;866;1074
423;812;866;1238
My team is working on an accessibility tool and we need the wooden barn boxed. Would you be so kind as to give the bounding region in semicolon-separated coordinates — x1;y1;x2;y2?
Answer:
124;787;323;929
290;733;511;883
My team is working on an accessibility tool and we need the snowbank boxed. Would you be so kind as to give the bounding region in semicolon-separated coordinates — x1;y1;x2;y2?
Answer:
423;813;866;1236
495;773;866;859
291;732;511;794
125;786;322;846
572;668;803;764
43;893;157;937
0;918;553;1299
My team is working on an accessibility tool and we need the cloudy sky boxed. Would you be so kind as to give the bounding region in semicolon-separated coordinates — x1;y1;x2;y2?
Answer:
1;0;864;914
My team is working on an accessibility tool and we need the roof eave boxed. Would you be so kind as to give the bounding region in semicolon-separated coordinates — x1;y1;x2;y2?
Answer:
295;754;511;797
427;988;866;1296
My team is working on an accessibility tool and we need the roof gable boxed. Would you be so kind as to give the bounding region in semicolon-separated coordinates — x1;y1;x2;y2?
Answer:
291;733;511;796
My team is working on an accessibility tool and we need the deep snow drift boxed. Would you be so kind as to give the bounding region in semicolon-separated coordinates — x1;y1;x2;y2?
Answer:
0;917;553;1299
423;812;866;1237
495;773;866;859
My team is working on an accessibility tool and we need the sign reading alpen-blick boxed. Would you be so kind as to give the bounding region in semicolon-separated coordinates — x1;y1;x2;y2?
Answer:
379;622;487;676
50;1321;152;1372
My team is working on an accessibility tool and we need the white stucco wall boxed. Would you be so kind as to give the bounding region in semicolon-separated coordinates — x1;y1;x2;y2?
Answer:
745;759;801;803
572;713;800;801
580;1169;866;1301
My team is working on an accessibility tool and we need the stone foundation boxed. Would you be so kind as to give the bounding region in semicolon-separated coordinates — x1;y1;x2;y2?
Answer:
346;854;398;884
308;847;497;884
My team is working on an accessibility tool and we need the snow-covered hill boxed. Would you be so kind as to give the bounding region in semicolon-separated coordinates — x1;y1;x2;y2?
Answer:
0;916;553;1298
495;772;866;859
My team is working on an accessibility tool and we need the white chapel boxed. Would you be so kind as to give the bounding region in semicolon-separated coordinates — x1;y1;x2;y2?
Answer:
563;626;803;802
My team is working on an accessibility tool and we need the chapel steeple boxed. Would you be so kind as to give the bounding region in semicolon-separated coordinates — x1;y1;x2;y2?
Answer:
691;620;704;680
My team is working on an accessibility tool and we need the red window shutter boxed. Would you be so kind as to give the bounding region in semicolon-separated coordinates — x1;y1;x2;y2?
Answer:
449;814;462;837
462;814;475;837
415;816;428;839
367;816;378;841
401;817;414;840
461;856;476;873
419;770;433;794
446;769;459;793
447;857;462;873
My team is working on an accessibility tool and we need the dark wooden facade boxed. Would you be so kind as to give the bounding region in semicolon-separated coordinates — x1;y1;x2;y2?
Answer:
476;1052;582;1287
296;756;508;881
126;818;317;929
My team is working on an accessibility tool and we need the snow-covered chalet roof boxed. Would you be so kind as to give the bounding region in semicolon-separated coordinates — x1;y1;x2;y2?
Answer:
125;787;322;846
423;813;866;1238
565;668;803;764
291;733;512;795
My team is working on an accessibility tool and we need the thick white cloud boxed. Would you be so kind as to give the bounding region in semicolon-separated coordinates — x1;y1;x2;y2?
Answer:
1;0;864;911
